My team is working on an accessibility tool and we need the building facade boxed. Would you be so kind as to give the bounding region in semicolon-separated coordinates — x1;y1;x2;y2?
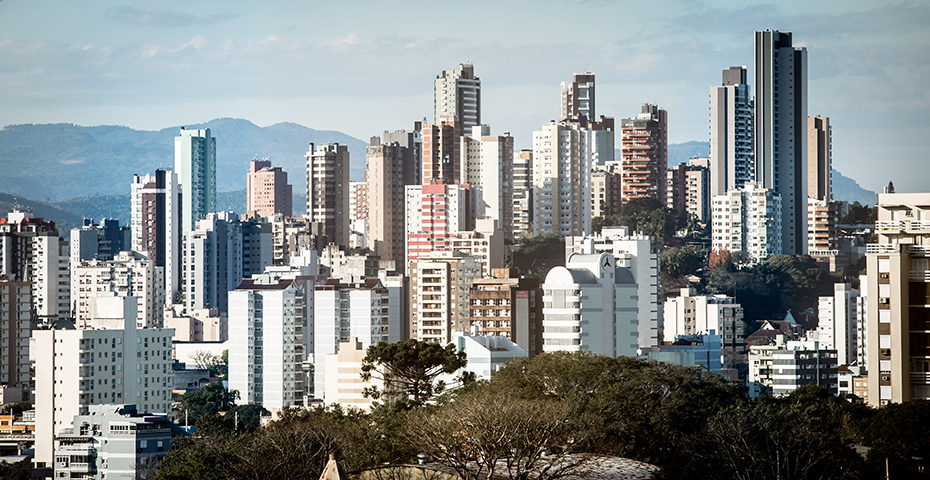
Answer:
131;170;182;303
247;158;293;218
228;274;306;410
866;192;930;405
620;104;668;205
566;227;662;349
817;283;859;367
542;253;639;357
306;143;350;248
663;287;744;355
174;128;216;232
711;185;783;262
0;276;31;390
53;404;176;480
666;158;711;223
531;121;594;237
409;250;482;344
512;149;533;239
404;182;475;268
561;73;596;122
0;208;70;323
460;125;515;240
807;115;832;202
469;269;543;357
32;296;174;470
312;278;389;401
709;66;754;197
72;251;165;328
366;140;417;264
434;63;480;131
754;30;808;255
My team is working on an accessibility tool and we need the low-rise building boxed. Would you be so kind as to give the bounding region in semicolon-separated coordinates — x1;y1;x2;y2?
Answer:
53;404;179;480
663;287;744;355
648;333;723;375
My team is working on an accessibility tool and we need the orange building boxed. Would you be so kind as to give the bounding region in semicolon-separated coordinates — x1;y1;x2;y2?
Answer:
246;159;292;218
620;104;667;204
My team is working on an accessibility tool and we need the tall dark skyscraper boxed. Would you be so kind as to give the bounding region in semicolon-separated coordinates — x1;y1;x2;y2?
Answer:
754;30;808;255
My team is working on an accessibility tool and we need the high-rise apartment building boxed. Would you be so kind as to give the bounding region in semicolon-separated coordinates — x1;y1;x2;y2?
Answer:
531;121;594;237
131;170;182;303
404;183;475;268
591;165;622;220
512;150;533;239
174;128;216;232
866;192;930;405
366;138;418;264
229;273;307;409
807;198;837;253
312;277;389;401
409;250;482;344
620;104;668;204
542;253;639;357
709;66;754;196
182;212;271;314
72;251;165;328
421;117;461;184
32;296;174;471
460;125;515;240
666;158;711;223
807;115;832;202
434;63;480;131
755;30;808;255
711;185;783;262
0;208;69;323
247;158;293;218
566;227;662;349
0;276;31;390
306;143;350;248
70;219;128;264
561;73;596;122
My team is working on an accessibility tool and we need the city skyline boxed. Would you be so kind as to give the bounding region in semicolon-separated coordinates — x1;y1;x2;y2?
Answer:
0;0;927;194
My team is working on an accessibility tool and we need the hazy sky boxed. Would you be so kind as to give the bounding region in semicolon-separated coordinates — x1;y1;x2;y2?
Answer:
1;0;927;193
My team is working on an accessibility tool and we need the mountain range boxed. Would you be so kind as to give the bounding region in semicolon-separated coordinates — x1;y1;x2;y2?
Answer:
1;119;876;226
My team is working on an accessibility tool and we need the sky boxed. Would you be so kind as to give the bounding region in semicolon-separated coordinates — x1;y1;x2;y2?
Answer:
1;0;928;194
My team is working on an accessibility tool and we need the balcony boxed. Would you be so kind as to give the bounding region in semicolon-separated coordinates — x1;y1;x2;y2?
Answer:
910;372;930;384
910;245;930;257
866;244;897;254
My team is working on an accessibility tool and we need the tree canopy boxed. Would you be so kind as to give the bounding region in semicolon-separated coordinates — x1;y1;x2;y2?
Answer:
361;339;468;409
177;382;239;426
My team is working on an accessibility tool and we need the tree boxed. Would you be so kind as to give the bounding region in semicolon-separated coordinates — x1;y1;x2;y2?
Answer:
512;234;565;280
361;339;468;409
0;402;32;416
486;352;742;465
404;390;594;480
188;350;228;378
671;386;869;480
225;404;270;432
707;249;733;271
661;245;705;280
177;383;239;426
861;400;930;478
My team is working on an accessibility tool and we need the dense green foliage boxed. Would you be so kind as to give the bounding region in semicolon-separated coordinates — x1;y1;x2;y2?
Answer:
840;200;877;225
0;455;32;480
706;254;841;322
660;245;706;280
592;197;689;245
510;233;565;279
156;351;930;480
177;383;240;426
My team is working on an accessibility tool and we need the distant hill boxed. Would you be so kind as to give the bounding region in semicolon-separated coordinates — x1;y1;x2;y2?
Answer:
0;192;84;233
832;168;876;206
668;141;710;166
0;119;368;202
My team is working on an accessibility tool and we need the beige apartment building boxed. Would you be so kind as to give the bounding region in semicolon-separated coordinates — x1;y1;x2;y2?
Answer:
866;192;930;405
247;158;293;218
409;250;482;344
